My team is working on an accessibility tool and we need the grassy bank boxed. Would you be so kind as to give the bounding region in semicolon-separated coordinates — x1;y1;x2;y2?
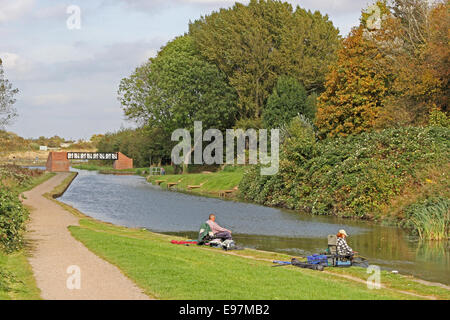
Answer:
0;250;41;300
44;172;449;300
146;166;245;198
16;172;55;194
68;218;450;300
66;219;409;299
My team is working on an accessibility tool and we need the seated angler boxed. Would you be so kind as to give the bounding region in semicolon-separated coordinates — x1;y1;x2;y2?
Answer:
206;213;232;241
336;229;356;257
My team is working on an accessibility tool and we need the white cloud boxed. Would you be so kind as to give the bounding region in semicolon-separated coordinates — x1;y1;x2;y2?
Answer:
292;0;372;14
33;3;67;20
29;44;95;64
0;0;35;23
104;0;372;14
31;93;73;106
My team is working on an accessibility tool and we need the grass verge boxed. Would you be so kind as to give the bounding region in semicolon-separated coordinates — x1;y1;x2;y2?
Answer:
0;250;41;300
69;219;413;300
16;172;55;194
147;168;245;198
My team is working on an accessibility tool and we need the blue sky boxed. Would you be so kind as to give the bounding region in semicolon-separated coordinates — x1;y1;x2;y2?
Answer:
1;0;373;140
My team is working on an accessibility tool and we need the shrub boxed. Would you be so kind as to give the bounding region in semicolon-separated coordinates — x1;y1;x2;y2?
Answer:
429;107;449;128
0;187;29;252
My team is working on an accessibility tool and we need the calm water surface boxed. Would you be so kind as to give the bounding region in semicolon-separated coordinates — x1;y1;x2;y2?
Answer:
59;169;449;284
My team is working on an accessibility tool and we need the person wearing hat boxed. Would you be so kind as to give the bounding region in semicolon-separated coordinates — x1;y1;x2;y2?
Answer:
336;229;355;257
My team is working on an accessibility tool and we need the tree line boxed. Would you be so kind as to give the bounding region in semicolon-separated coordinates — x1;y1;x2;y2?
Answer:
100;0;449;165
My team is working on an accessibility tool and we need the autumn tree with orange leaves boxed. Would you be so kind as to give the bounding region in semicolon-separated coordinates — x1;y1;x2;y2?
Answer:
316;0;449;138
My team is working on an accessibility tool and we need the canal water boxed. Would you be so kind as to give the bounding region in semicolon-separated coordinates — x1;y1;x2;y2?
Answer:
58;169;449;285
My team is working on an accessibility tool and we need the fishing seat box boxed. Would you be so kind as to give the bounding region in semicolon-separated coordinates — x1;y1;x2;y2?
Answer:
307;254;328;266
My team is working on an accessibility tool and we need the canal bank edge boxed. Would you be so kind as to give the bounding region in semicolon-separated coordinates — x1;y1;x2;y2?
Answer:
49;172;78;198
47;171;450;299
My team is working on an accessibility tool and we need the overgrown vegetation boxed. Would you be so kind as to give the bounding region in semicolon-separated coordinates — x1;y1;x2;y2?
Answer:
240;124;449;239
0;165;48;299
401;197;449;240
0;165;54;253
0;166;45;252
0;187;29;252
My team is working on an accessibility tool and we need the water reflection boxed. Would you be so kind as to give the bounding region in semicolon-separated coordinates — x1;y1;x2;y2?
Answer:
59;169;450;284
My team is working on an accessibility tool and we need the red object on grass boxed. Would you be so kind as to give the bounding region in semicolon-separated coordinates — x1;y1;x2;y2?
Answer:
171;240;198;245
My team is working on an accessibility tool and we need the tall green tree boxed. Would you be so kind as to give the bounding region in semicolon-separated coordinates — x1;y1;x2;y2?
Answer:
118;35;238;134
0;59;19;127
262;76;312;129
189;0;340;120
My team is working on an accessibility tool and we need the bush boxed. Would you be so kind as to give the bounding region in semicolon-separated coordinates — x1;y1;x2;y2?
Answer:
240;126;450;219
429;107;449;128
0;187;29;252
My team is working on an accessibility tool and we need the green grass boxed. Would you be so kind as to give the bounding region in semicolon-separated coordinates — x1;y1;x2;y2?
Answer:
69;219;419;300
0;250;41;300
147;167;245;197
328;266;450;300
43;172;78;199
16;172;55;194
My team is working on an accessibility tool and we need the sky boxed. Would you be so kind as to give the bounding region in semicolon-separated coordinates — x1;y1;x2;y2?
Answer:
0;0;374;140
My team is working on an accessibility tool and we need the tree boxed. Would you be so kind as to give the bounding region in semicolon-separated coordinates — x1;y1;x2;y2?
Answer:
90;134;105;148
0;59;19;128
262;76;311;129
189;0;340;120
315;24;391;138
96;127;173;167
372;0;449;126
118;35;238;134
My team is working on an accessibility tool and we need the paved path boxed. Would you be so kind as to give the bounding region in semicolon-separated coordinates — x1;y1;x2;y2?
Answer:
23;173;150;300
